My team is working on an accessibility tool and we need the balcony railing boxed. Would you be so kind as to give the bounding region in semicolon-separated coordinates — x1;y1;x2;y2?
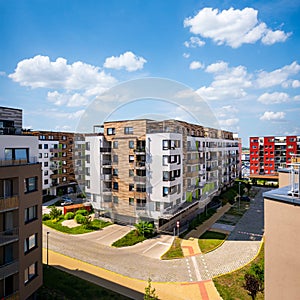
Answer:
101;174;112;181
0;260;19;279
100;147;112;153
0;157;38;167
0;228;19;246
134;176;146;183
0;196;18;211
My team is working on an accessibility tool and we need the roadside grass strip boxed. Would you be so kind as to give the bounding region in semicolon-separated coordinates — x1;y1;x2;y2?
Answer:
198;231;227;254
161;237;184;260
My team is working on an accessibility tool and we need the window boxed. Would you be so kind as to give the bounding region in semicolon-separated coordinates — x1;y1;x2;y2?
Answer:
24;177;38;193
24;233;37;253
113;182;118;190
44;153;48;158
39;135;46;140
62;144;67;149
129;169;134;177
129;183;134;191
155;202;160;211
44;162;48;167
44;179;48;185
44;144;48;149
62;176;67;182
85;142;90;150
62;135;67;140
5;148;28;161
129;198;134;206
113;168;118;176
39;153;42;158
48;135;54;140
163;187;169;197
129;140;134;149
113;196;118;204
113;141;118;149
107;128;115;135
44;170;48;176
163;155;169;166
38;144;42;149
113;155;118;163
129;155;134;162
163;171;169;181
86;180;90;188
86;154;90;163
24;262;37;284
25;206;37;223
124;127;133;134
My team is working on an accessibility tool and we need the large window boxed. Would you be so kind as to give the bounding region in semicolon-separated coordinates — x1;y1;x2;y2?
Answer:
24;262;37;284
24;233;37;254
5;148;29;161
25;206;37;223
129;140;135;149
107;128;115;135
24;177;38;193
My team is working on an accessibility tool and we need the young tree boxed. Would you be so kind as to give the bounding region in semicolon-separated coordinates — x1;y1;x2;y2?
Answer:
243;273;260;300
49;206;62;220
144;278;158;300
135;221;154;238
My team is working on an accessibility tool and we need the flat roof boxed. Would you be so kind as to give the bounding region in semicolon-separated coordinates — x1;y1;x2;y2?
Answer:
249;174;279;180
264;186;300;206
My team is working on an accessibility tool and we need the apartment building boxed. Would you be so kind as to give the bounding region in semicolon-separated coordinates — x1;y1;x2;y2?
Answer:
249;135;300;175
264;161;300;299
24;131;76;195
0;106;22;136
0;135;43;299
78;119;239;229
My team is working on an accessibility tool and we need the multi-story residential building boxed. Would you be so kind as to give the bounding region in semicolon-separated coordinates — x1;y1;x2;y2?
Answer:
77;119;239;230
24;131;76;195
0;106;22;135
249;135;300;175
0;134;43;299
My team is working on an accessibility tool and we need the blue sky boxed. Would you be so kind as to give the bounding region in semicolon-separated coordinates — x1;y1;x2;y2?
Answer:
0;0;299;146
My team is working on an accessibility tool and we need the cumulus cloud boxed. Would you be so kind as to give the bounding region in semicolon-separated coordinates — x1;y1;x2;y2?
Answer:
260;111;286;121
9;55;116;90
292;80;300;88
189;61;204;70
47;91;89;107
256;61;300;88
184;7;291;48
183;53;190;58
184;36;205;48
103;51;147;72
219;118;239;126
196;61;252;100
257;92;289;104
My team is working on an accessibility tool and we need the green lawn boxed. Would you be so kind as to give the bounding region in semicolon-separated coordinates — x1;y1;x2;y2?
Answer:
198;231;227;253
112;230;146;247
161;237;184;260
37;265;131;300
43;218;111;234
213;243;264;300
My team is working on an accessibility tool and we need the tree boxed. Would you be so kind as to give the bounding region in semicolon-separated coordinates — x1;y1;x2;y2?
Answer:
144;278;158;300
49;206;62;220
243;273;260;300
134;221;154;238
249;261;264;291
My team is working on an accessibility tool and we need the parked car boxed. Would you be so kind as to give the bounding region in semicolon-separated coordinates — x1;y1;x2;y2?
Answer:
61;196;73;206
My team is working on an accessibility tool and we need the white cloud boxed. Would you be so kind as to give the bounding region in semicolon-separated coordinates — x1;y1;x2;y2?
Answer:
292;80;300;88
197;62;252;100
189;61;204;70
183;53;190;58
294;95;300;101
9;55;116;90
260;111;286;121
47;91;89;107
257;92;289;104
184;7;291;48
256;61;300;88
103;51;147;72
184;36;205;48
219;118;239;126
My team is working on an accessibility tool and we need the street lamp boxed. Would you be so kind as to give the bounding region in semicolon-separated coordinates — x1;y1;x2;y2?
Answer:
47;231;49;268
238;182;241;212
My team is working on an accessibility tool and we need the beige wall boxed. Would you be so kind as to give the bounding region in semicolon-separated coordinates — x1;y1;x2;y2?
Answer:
278;171;299;188
265;198;300;300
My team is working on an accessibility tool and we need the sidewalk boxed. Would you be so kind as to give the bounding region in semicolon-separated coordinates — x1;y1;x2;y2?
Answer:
185;203;232;239
43;248;221;300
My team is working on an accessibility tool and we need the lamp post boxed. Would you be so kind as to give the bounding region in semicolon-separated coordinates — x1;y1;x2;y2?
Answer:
46;231;49;268
238;182;241;212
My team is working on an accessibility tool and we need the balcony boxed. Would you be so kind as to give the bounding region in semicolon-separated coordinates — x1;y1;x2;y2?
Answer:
50;148;61;153
0;157;38;167
0;228;18;246
101;174;112;181
0;196;18;211
0;260;19;279
102;160;112;167
102;188;112;194
134;176;146;183
100;147;111;153
135;161;146;169
134;147;145;154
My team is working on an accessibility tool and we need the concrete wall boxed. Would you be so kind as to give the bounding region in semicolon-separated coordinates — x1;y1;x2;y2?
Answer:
265;198;300;300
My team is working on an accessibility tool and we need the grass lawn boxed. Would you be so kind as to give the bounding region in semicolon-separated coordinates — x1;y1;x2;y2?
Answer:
213;243;264;300
198;231;227;253
112;230;146;247
161;237;184;260
43;218;111;234
37;265;131;300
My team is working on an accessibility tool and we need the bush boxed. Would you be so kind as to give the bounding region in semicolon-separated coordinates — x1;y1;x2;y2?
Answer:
75;209;88;216
49;207;62;220
64;212;75;220
42;214;51;221
75;214;86;224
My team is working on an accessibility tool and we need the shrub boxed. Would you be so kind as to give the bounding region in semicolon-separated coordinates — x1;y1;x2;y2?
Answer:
64;212;74;220
75;209;88;216
49;207;62;219
75;214;86;224
42;214;51;221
